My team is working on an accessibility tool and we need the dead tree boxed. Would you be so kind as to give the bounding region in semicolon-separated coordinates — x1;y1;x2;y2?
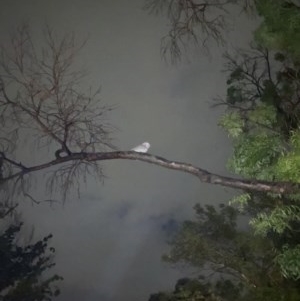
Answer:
0;25;114;202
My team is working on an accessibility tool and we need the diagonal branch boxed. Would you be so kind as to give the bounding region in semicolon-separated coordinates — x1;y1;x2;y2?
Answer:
1;151;300;195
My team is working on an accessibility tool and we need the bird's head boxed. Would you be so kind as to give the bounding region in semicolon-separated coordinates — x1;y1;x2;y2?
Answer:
142;142;150;149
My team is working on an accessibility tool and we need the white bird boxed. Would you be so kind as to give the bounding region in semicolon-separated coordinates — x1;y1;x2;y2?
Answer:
131;142;150;153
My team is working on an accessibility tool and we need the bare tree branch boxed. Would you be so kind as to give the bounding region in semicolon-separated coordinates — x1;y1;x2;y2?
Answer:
1;151;299;195
144;0;252;63
0;24;114;158
217;43;300;135
0;25;115;201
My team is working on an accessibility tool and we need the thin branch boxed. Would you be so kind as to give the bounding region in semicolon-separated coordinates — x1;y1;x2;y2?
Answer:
0;203;19;218
0;151;28;170
144;0;235;62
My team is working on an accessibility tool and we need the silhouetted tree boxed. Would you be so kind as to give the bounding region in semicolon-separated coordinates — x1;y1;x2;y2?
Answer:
144;0;255;63
0;221;62;301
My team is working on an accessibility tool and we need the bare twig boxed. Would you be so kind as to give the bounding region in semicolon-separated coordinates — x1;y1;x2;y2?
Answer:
144;0;237;63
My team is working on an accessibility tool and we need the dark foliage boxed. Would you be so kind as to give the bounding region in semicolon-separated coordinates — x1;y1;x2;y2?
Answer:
0;222;62;301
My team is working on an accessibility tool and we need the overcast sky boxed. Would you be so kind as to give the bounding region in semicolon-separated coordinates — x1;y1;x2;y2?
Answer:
0;1;258;301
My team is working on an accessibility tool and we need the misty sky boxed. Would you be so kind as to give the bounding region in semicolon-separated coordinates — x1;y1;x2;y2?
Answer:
0;1;258;301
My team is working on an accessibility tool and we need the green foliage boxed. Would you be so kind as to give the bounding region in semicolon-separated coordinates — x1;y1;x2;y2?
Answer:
276;245;300;280
218;112;244;138
228;193;251;211
274;52;286;62
220;45;300;279
275;152;300;182
162;204;240;269
148;277;243;301
163;204;276;287
228;132;284;180
226;86;243;104
245;286;300;301
255;0;300;62
148;1;300;298
250;205;300;236
249;202;300;280
154;203;300;300
248;104;277;126
275;130;300;182
148;278;221;301
227;66;244;83
0;222;62;301
290;130;300;151
162;220;209;267
149;275;300;301
219;19;300;281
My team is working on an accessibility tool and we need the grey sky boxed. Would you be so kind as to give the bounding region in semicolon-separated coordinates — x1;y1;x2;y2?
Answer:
0;1;258;300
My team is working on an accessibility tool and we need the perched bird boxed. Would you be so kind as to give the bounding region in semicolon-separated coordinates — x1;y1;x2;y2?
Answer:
131;142;150;153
